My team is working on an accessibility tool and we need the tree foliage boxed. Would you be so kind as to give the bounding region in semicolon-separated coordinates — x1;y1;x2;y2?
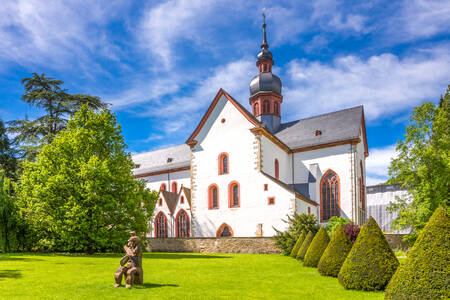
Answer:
343;223;360;243
296;231;315;260
304;227;330;267
338;217;399;291
0;120;18;180
388;85;450;244
385;206;450;299
290;232;306;258
8;73;107;160
18;106;157;252
274;213;319;255
325;216;351;236
318;225;353;277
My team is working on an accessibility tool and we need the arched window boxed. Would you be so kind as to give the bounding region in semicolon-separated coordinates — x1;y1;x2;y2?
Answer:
320;170;340;222
263;100;270;114
253;102;259;115
180;196;184;204
158;198;162;206
216;223;234;237
274;102;279;115
218;153;229;175
175;210;190;238
171;181;178;193
208;184;219;209
274;159;279;180
160;183;166;191
155;212;168;238
228;181;240;208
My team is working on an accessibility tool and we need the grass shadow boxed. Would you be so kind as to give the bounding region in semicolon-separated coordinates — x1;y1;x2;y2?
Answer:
0;256;43;262
135;283;179;289
144;253;231;260
0;270;22;280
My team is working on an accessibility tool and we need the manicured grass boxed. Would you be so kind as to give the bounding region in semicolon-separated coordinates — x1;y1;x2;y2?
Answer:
0;252;384;299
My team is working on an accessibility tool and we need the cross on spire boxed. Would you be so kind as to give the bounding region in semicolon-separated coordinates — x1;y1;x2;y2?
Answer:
261;8;269;49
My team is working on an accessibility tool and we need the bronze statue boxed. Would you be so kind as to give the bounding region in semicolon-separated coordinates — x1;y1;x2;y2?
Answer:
114;232;143;288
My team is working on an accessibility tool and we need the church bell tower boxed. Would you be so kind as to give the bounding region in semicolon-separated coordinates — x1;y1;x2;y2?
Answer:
249;12;283;132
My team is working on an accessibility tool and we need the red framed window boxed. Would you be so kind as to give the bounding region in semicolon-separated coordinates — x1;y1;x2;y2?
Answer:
180;196;184;204
208;184;219;209
308;207;311;214
218;153;229;175
175;210;190;238
171;181;178;193
360;161;365;211
274;159;279;180
158;198;162;206
228;181;240;208
160;183;167;191
274;102;279;115
216;223;234;237
155;212;168;238
320;170;340;222
264;184;268;191
253;102;259;115
263;100;270;114
268;197;275;205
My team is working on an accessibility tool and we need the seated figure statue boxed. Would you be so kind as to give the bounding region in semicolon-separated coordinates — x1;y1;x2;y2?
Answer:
114;232;143;288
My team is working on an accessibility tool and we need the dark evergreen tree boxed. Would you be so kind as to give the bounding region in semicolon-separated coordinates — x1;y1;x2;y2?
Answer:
296;231;314;260
304;227;330;267
318;225;352;277
290;232;306;258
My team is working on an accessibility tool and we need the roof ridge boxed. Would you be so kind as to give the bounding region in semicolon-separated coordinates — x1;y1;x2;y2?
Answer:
133;143;188;157
285;105;363;124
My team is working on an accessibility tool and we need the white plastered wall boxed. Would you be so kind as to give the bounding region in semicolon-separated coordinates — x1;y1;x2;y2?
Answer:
141;170;190;194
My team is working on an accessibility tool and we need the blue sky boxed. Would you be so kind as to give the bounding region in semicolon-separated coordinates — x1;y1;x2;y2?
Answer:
0;0;449;185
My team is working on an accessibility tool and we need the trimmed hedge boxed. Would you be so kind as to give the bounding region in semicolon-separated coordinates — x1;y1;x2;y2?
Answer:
296;231;314;260
338;216;399;291
318;225;352;277
304;227;330;267
290;232;306;258
385;206;450;299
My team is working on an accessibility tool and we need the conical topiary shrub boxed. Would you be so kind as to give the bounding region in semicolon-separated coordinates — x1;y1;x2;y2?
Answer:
304;227;330;267
318;225;352;277
338;216;399;291
385;206;450;299
290;232;306;258
296;231;314;260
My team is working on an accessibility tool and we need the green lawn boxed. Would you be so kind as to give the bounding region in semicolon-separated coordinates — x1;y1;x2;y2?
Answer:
0;252;385;300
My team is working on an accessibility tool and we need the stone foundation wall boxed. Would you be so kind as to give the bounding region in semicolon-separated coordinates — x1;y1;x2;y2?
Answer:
146;237;280;254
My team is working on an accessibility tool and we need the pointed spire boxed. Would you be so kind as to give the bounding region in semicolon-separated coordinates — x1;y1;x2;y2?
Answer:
261;8;269;49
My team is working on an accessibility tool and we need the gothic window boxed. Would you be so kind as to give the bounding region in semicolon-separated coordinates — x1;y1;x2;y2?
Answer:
160;183;166;191
274;102;279;115
320;170;340;222
216;223;233;237
253;102;259;115
219;153;229;175
176;210;190;238
274;159;279;180
171;181;178;193
228;182;240;207
263;100;270;114
155;212;168;238
208;184;219;209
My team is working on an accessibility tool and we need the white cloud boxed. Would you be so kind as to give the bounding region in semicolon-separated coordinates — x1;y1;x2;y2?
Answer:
283;46;450;121
366;144;398;186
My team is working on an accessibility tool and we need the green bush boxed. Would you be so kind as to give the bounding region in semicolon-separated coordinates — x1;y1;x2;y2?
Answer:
304;227;330;267
296;231;315;260
385;206;450;299
338;217;399;291
325;216;352;235
274;213;319;255
318;225;352;277
290;232;306;258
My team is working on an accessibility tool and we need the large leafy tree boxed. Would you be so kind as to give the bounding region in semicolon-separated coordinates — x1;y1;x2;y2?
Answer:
18;106;157;252
8;73;106;160
0;171;20;252
0;120;18;179
388;85;450;244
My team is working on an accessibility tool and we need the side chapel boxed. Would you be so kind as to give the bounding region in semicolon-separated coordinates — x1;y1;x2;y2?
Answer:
132;18;368;238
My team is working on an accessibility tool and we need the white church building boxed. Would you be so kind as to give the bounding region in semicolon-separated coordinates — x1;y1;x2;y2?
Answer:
132;20;368;238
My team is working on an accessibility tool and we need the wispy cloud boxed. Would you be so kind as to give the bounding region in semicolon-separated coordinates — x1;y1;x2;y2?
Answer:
283;45;450;122
366;144;398;185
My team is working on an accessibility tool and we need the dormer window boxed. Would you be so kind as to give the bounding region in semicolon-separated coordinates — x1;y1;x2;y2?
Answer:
315;130;322;136
134;164;140;169
167;158;173;163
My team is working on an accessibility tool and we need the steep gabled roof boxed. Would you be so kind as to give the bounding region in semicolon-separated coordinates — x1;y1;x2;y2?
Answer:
275;106;368;155
186;89;261;143
160;190;179;215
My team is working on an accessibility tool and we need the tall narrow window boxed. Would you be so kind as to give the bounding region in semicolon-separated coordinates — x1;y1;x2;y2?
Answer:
176;210;190;238
171;181;178;193
274;159;279;180
274;102;279;115
320;170;340;222
263;100;270;114
228;182;240;207
160;183;166;191
208;184;219;209
360;160;365;212
155;212;168;238
253;102;259;115
218;153;229;175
